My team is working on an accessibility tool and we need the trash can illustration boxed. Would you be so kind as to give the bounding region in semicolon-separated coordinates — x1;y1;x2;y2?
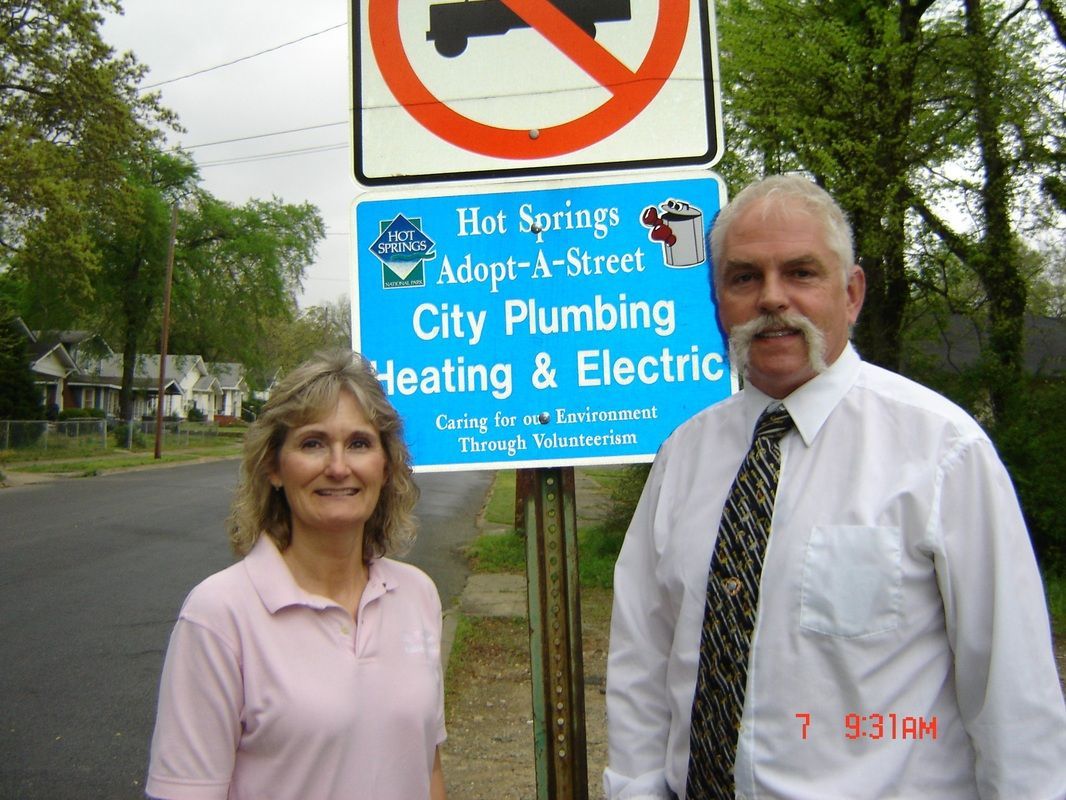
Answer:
641;199;705;268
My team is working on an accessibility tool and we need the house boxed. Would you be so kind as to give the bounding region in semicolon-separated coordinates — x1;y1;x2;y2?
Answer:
72;353;222;421
207;362;249;423
17;321;256;424
24;325;79;416
29;328;116;414
904;313;1066;378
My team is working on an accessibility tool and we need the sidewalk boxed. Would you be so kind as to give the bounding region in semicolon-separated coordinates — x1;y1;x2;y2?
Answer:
440;468;614;668
0;453;242;489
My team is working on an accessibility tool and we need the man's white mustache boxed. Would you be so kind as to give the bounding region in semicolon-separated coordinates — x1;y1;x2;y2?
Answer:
728;313;828;377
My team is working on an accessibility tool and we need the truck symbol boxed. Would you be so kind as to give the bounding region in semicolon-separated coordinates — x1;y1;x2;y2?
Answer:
426;0;632;58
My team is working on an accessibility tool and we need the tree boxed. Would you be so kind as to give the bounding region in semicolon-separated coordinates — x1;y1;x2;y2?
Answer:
163;193;326;375
304;294;354;351
0;303;42;420
0;0;175;280
86;150;197;419
249;296;354;377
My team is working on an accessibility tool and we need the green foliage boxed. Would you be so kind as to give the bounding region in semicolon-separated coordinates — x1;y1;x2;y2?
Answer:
443;613;476;689
242;396;265;422
249;295;357;380
1;0;176;274
186;405;205;422
482;470;517;526
466;467;647;589
991;381;1066;570
111;421;145;449
602;464;650;533
716;0;1063;391
577;526;625;589
58;407;105;419
1046;572;1066;636
166;193;325;374
0;306;43;420
2;3;326;413
2;420;45;448
464;526;626;590
466;531;526;573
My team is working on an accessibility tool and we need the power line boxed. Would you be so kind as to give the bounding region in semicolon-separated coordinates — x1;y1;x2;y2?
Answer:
179;120;348;150
140;22;346;90
196;142;347;168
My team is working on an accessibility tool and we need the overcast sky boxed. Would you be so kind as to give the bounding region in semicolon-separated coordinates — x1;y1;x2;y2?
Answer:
101;1;355;310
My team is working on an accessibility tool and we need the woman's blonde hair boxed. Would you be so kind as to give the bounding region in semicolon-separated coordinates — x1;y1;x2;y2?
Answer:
227;350;419;560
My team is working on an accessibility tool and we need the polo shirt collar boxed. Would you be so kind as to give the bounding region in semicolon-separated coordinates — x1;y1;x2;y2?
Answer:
243;534;399;614
741;343;861;447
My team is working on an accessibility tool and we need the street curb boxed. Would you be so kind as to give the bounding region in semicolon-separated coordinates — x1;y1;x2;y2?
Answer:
442;606;459;672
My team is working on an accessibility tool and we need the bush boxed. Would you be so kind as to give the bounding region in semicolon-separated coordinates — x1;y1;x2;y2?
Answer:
0;308;44;420
58;408;105;420
993;380;1066;572
602;463;650;533
578;526;626;588
187;406;206;422
112;422;147;449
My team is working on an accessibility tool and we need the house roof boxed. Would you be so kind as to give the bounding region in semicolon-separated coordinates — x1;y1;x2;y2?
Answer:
28;341;78;375
206;362;249;391
70;354;209;395
193;375;222;394
73;354;209;384
34;330;98;347
906;314;1066;377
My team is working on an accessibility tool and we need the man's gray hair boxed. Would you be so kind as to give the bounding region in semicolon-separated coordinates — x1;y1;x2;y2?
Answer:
709;174;856;286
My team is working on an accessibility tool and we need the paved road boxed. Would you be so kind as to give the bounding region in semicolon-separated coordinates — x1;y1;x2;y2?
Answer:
0;460;493;800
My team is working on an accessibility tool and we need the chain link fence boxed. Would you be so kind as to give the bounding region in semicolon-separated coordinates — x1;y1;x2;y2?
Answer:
1;419;221;453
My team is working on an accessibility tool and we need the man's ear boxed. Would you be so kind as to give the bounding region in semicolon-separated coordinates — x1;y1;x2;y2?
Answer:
846;264;866;325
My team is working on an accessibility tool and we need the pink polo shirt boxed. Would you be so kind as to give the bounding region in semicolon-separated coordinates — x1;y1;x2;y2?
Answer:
146;535;446;800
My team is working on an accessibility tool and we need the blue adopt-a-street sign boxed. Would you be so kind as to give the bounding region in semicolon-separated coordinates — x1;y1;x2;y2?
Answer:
352;171;733;471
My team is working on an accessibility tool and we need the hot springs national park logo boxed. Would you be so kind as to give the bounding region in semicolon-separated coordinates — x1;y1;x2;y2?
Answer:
368;214;436;289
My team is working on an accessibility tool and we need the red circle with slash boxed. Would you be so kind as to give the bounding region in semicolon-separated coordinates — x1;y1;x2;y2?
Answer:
368;0;691;160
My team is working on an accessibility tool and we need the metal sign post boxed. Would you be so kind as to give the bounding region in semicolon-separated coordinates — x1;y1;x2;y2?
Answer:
522;467;588;800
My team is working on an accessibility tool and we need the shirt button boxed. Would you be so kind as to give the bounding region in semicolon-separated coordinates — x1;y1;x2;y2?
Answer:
723;577;742;596
340;625;351;635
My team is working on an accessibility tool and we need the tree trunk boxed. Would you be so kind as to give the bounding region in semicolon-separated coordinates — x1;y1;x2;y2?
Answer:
965;0;1027;424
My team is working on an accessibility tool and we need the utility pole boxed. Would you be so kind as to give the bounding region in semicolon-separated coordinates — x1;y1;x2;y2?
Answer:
154;205;179;460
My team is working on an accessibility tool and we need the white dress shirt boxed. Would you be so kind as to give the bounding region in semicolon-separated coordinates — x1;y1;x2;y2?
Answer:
604;344;1066;800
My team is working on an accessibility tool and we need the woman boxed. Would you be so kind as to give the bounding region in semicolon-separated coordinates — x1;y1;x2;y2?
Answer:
146;351;447;800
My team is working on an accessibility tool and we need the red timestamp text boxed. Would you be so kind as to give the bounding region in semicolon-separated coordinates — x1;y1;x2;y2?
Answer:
794;712;938;740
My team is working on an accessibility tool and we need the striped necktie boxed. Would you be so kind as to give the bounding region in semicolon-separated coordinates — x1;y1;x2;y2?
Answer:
686;404;794;799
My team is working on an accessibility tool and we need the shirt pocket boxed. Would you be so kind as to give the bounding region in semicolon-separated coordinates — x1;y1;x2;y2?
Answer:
798;525;902;638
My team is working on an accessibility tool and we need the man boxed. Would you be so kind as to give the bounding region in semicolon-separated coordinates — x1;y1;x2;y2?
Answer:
604;174;1066;799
